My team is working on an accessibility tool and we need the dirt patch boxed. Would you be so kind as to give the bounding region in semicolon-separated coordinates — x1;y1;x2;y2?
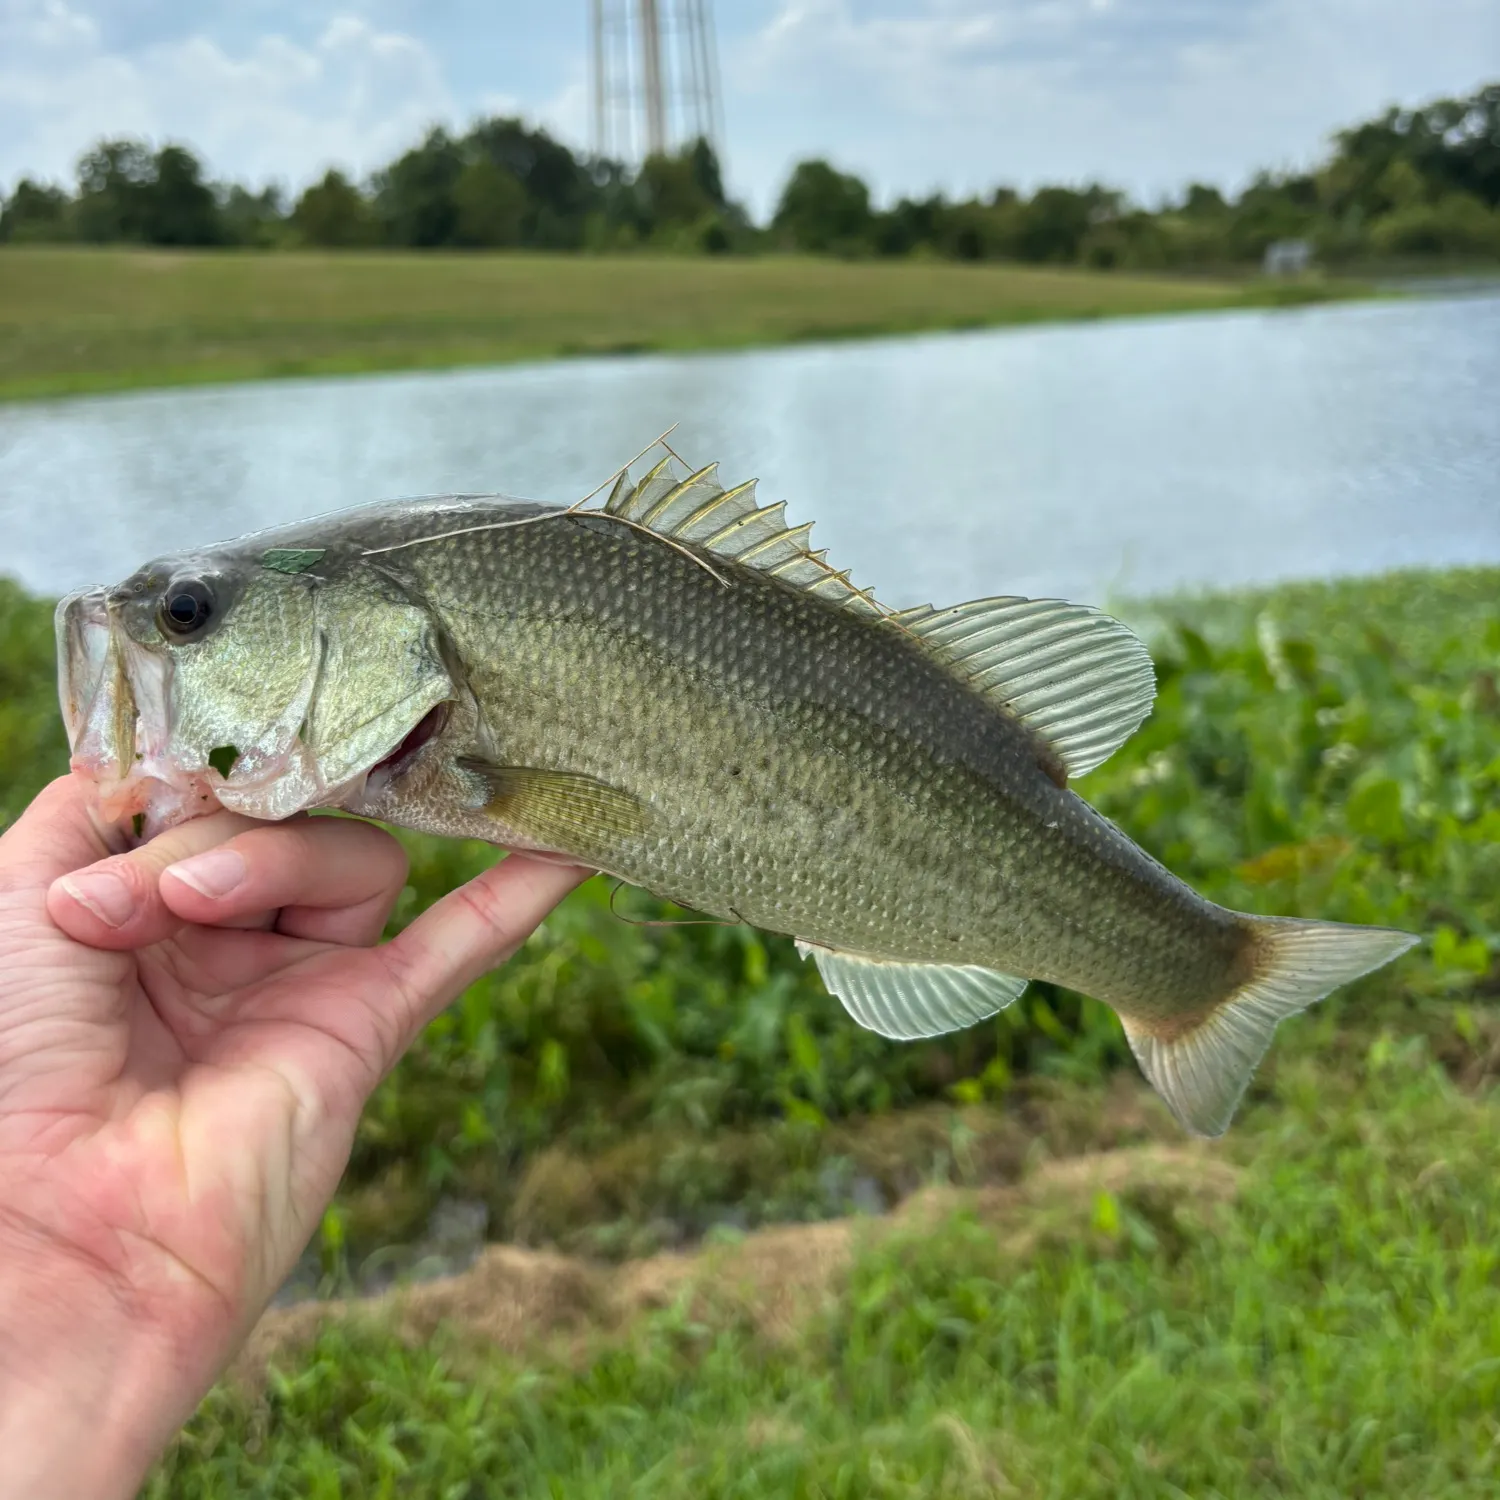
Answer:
234;1143;1238;1384
502;1070;1177;1259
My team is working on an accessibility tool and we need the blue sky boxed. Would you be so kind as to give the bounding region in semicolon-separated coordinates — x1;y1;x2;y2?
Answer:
2;1;1497;216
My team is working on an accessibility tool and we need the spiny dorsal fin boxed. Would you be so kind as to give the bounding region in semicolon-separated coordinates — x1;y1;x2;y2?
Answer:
797;941;1027;1039
890;597;1156;780
606;456;679;521
597;456;884;618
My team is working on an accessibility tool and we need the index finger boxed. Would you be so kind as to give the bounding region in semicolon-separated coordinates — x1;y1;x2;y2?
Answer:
369;854;593;1072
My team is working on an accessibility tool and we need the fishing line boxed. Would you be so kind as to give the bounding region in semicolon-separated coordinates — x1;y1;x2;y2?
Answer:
606;878;744;929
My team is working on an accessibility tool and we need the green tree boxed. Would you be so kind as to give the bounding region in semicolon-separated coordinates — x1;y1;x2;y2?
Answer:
639;151;714;232
142;144;221;245
1081;210;1168;270
292;170;377;247
218;185;287;248
1439;84;1500;208
452;159;526;247
1227;172;1318;259
375;128;464;247
1013;187;1094;263
1180;183;1227;217
74;139;154;241
0;179;71;243
938;199;994;261
872;194;944;256
465;116;597;249
687;138;727;208
1371;193;1500;256
70;140;223;245
772;159;873;254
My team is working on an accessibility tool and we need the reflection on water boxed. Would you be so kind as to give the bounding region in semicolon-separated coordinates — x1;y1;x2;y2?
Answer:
1;293;1497;606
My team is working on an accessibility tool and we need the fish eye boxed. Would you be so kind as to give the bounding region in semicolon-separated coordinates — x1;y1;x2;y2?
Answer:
158;577;215;638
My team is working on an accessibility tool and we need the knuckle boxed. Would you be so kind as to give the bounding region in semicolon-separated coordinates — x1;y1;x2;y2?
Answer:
145;811;249;868
453;876;518;948
107;852;160;908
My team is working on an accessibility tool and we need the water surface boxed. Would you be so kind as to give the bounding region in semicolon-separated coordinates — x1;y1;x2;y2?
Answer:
2;293;1496;607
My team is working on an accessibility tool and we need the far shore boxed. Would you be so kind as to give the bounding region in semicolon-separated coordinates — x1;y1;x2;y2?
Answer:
0;246;1363;404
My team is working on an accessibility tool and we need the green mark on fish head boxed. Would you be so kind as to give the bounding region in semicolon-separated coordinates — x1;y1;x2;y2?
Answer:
208;744;240;778
131;812;145;839
261;548;326;575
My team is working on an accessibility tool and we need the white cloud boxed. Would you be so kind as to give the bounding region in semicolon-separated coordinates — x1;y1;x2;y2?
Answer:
0;0;1495;215
539;75;590;148
737;0;1500;206
0;2;456;192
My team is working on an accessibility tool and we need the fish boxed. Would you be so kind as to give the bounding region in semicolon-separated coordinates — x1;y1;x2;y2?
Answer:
56;452;1417;1136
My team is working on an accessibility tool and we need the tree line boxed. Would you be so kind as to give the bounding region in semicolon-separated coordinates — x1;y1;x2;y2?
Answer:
2;82;1497;267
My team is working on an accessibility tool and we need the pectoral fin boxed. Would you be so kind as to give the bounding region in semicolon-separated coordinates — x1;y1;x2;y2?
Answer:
797;941;1027;1039
459;760;651;847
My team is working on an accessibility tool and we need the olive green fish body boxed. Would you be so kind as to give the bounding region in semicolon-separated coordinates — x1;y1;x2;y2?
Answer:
57;457;1418;1136
387;513;1244;1024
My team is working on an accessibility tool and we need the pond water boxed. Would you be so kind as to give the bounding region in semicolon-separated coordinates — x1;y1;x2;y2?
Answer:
2;292;1497;608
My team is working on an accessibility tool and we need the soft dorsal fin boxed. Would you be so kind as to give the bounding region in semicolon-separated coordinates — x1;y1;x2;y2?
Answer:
796;941;1028;1039
599;457;884;618
890;596;1156;780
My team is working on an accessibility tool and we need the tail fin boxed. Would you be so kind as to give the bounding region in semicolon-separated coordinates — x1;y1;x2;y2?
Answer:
1123;918;1419;1138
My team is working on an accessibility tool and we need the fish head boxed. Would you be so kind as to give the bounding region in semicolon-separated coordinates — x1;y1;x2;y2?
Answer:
58;538;455;839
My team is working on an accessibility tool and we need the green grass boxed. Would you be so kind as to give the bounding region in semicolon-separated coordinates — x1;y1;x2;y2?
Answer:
146;1052;1500;1498
0;247;1351;402
3;564;1496;1495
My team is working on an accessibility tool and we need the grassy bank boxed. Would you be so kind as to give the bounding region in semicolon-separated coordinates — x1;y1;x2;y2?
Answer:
0;247;1345;402
150;1062;1500;1499
2;564;1496;1494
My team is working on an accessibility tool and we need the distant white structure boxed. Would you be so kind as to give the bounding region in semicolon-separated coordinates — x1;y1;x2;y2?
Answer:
591;0;724;164
1263;239;1313;276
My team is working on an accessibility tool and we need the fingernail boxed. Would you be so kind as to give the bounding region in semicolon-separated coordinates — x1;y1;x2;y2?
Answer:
167;848;247;900
59;871;135;929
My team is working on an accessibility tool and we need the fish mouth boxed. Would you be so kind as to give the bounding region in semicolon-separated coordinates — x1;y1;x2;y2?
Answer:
374;702;448;776
361;701;450;803
57;586;221;837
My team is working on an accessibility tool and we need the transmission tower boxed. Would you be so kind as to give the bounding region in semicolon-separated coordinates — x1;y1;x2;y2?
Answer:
591;0;724;165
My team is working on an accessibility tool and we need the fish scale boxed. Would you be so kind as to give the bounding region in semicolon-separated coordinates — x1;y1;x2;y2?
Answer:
56;453;1418;1136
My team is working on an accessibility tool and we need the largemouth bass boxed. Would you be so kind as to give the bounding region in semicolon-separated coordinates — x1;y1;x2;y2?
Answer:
56;454;1416;1135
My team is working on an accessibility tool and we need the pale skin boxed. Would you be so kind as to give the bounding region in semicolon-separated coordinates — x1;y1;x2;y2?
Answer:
0;775;587;1500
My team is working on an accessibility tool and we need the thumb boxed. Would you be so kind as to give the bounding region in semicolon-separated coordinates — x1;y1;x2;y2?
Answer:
46;806;266;949
0;774;129;891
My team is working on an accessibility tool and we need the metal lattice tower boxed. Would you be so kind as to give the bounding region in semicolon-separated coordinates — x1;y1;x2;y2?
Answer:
591;0;724;165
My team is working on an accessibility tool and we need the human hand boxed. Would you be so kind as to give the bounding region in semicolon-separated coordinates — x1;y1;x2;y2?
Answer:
0;775;587;1500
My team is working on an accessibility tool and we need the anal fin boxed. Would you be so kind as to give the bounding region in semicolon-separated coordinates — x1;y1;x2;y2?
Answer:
797;942;1027;1040
459;760;651;848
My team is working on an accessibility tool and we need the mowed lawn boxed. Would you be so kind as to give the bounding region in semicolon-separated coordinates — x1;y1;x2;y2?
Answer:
0;247;1303;400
